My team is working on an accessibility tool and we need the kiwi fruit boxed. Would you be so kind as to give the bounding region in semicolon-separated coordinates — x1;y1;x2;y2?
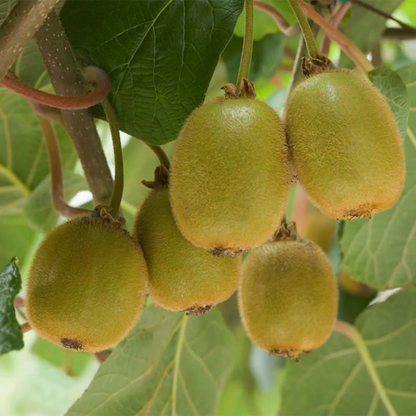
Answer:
26;211;148;352
134;178;240;315
170;79;291;257
301;210;336;253
338;272;377;297
238;224;338;359
284;69;405;220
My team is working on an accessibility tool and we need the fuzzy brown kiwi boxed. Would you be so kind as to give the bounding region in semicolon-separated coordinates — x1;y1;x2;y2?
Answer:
26;210;148;352
284;69;405;220
134;175;240;315
169;79;291;257
238;224;338;360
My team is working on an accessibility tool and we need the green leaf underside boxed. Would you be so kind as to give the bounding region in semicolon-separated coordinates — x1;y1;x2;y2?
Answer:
339;64;414;290
66;306;234;416
339;0;403;69
60;0;244;146
279;288;416;416
0;0;16;27
0;89;77;215
0;258;23;355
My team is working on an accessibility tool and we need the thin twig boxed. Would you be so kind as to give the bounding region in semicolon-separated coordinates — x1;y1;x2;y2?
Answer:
35;10;114;206
297;0;374;73
253;1;298;36
321;1;351;56
35;114;90;219
20;322;32;334
1;67;111;109
0;0;60;81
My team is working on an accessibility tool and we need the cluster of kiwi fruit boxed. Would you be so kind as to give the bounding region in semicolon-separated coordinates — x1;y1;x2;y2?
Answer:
25;52;404;359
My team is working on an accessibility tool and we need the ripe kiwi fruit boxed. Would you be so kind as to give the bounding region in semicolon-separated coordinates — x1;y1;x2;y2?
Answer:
284;66;405;220
170;79;291;257
301;209;336;253
134;168;240;315
239;223;338;360
26;209;148;352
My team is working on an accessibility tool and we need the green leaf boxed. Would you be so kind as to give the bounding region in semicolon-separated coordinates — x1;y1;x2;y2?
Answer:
0;90;77;215
279;288;416;416
0;214;38;270
66;306;235;416
60;0;244;145
339;0;403;68
0;1;16;26
24;170;88;234
0;258;23;355
32;337;92;377
222;33;285;84
339;65;412;290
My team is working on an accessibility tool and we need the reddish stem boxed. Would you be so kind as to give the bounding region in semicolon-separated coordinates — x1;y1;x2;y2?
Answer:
35;114;90;219
253;1;298;36
21;322;32;334
14;297;25;308
0;66;111;109
293;186;309;234
94;350;111;363
321;2;351;56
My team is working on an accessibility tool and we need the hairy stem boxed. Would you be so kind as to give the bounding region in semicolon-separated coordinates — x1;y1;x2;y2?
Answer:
297;0;374;73
253;1;298;36
0;0;59;81
101;99;123;216
1;67;111;109
287;0;319;58
35;10;113;206
321;1;351;56
35;114;90;219
147;144;171;170
237;0;255;91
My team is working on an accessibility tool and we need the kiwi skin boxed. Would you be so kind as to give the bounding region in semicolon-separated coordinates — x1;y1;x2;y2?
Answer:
238;237;338;359
170;96;291;256
284;69;405;220
26;214;148;353
134;188;240;314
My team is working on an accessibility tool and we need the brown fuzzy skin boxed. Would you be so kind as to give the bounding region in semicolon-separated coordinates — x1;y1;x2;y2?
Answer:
134;188;240;313
170;97;291;255
284;70;405;219
26;214;148;352
238;238;338;359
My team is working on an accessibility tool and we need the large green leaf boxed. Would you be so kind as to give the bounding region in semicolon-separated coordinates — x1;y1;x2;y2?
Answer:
339;0;403;68
339;65;412;290
279;288;416;415
66;306;235;416
60;0;244;145
0;258;23;355
0;90;77;215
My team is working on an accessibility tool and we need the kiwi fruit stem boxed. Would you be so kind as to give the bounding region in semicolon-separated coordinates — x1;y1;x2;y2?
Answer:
101;98;124;216
236;0;254;94
146;144;171;170
287;0;319;58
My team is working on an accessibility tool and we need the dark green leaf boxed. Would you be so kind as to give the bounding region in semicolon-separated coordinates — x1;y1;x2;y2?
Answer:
279;288;416;415
0;0;16;26
66;306;235;416
0;258;23;355
60;0;244;145
339;65;412;290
